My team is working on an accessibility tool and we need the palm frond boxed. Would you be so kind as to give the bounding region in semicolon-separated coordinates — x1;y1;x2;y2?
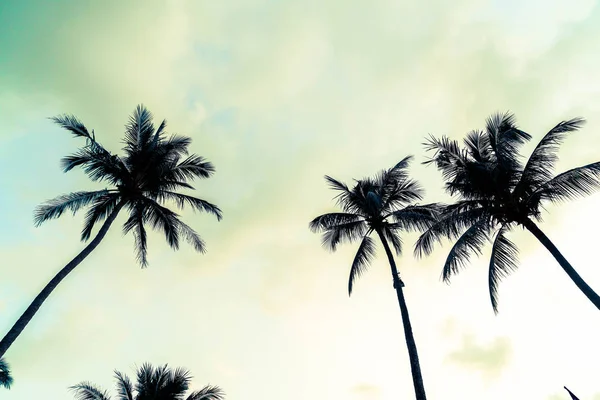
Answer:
81;194;122;241
485;111;531;169
348;234;376;295
51;114;92;139
530;161;600;206
157;191;222;220
113;371;134;400
186;385;226;400
323;175;364;215
70;382;112;400
175;219;207;253
380;179;424;212
123;104;155;151
168;155;215;181
61;148;129;186
123;204;149;267
516;118;585;195
414;206;489;258
442;220;491;282
140;199;181;250
309;213;364;233
382;225;403;255
34;190;110;227
389;203;442;232
320;220;369;251
489;224;519;314
0;358;13;389
159;366;191;398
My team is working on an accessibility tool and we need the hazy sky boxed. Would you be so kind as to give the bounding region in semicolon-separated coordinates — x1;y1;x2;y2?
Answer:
1;1;600;399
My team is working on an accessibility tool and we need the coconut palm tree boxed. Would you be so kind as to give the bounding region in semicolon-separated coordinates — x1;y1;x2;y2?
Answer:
0;358;12;389
0;105;222;359
418;112;600;312
309;156;440;400
71;363;224;400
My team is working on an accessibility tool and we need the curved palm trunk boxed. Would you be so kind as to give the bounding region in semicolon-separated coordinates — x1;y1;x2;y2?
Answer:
376;230;427;400
0;201;125;358
523;219;600;310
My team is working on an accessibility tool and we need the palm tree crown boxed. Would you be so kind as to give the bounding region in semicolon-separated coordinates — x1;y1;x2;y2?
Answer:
71;363;224;400
418;112;600;312
0;358;12;389
310;156;440;293
36;105;222;266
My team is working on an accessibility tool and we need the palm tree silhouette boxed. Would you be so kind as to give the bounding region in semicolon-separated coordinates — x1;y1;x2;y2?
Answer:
0;358;12;389
417;112;600;312
71;363;224;400
310;156;440;400
0;105;222;359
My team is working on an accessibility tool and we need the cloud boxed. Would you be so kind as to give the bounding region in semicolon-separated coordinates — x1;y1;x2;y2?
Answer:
351;383;381;399
446;335;512;379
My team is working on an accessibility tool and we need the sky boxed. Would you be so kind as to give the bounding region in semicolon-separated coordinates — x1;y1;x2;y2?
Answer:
1;0;600;399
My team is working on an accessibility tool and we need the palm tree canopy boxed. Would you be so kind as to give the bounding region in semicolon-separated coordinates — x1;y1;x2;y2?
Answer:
0;358;13;389
70;363;225;400
34;105;222;267
310;156;441;293
419;112;600;311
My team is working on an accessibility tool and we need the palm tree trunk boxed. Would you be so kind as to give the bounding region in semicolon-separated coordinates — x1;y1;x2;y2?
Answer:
376;229;427;400
0;201;125;358
523;218;600;310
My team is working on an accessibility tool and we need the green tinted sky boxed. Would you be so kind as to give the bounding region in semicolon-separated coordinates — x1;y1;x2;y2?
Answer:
1;0;600;399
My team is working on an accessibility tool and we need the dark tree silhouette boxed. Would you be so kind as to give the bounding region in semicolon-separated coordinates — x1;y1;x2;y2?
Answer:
0;358;12;389
418;112;600;312
310;156;440;400
564;386;580;400
0;105;222;359
71;363;224;400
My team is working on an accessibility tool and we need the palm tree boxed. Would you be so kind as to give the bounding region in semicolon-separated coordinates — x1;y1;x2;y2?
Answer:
0;105;222;359
418;112;600;312
309;156;440;400
71;363;224;400
0;358;13;389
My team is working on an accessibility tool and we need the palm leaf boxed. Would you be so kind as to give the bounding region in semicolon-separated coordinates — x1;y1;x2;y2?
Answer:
382;225;403;255
34;190;110;227
70;382;112;400
348;234;376;295
175;219;207;253
489;224;519;314
186;385;225;400
309;213;364;232
81;194;122;241
158;191;223;220
516;118;585;195
442;220;491;282
389;203;442;232
320;220;369;251
113;371;134;400
0;358;13;389
530;161;600;205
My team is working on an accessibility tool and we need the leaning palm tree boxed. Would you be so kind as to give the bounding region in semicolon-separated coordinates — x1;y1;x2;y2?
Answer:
0;105;222;359
71;363;224;400
309;156;440;400
0;358;13;389
418;112;600;312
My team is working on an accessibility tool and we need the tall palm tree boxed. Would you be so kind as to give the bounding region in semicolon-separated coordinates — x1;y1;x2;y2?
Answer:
309;156;440;400
0;358;12;389
417;112;600;312
71;363;224;400
0;105;222;359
